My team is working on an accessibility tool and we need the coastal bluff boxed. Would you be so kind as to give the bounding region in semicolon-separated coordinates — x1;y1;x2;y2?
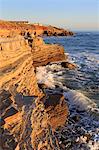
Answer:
0;34;69;150
0;20;74;37
0;36;66;90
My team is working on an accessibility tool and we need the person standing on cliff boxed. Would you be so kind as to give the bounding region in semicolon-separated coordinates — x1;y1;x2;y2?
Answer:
34;31;36;37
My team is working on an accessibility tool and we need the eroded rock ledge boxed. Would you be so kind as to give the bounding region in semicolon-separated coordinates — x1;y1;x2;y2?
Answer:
0;35;69;150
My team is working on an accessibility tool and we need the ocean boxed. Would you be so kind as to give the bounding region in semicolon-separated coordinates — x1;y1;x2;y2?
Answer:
43;32;99;106
36;32;99;148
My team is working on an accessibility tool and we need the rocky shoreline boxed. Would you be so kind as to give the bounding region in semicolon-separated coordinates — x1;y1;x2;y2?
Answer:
36;63;99;150
0;20;74;37
0;32;74;150
0;30;99;150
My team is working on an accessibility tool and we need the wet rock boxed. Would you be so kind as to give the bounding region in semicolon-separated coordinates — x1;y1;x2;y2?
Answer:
61;61;77;69
84;133;92;143
71;114;80;122
38;83;47;90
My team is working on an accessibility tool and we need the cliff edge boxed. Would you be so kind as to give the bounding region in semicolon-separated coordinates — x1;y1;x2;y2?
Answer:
0;34;69;150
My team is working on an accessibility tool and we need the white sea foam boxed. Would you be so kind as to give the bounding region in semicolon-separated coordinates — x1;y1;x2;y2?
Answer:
36;62;99;149
36;63;98;111
36;63;66;88
43;35;99;149
36;66;55;88
63;90;97;111
67;52;99;73
46;63;62;72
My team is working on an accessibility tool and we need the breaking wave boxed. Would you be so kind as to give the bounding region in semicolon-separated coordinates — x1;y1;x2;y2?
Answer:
42;32;99;149
36;63;98;111
36;62;99;149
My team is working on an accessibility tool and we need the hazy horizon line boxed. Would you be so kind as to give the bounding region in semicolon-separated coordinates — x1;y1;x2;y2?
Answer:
0;18;99;32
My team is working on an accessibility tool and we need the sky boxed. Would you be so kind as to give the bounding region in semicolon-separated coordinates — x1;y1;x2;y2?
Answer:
0;0;99;31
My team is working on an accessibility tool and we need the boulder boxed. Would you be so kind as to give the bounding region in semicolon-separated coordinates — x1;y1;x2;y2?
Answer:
61;61;77;69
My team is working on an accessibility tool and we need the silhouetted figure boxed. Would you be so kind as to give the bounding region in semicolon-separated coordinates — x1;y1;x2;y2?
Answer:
34;32;36;37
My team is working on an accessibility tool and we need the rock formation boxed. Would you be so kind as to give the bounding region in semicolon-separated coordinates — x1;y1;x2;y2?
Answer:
0;20;74;37
0;36;66;92
0;34;69;150
61;62;77;69
43;25;74;36
0;36;40;96
0;89;68;150
32;37;67;67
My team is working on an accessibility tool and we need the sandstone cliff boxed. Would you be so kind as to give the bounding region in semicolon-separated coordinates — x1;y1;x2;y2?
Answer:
0;35;69;150
0;36;40;96
0;36;66;90
0;20;74;37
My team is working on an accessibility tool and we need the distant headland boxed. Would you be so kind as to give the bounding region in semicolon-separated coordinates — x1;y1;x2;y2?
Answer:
0;20;74;37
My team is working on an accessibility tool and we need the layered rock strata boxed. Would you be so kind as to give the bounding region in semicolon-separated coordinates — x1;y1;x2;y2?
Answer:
0;36;66;93
2;91;68;150
31;37;67;67
0;35;68;150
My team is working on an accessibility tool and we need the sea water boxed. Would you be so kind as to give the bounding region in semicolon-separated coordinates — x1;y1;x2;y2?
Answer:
36;32;99;148
43;31;99;106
